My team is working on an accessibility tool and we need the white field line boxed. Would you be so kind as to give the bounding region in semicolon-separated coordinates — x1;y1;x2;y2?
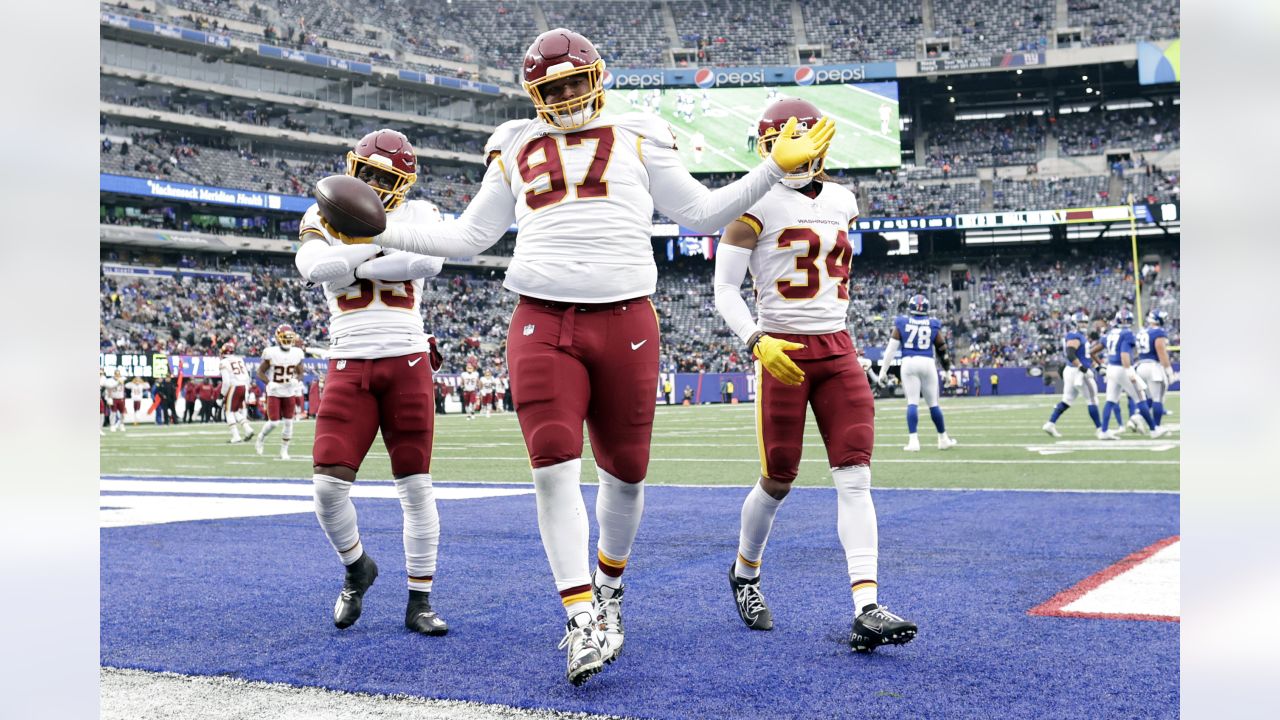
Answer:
100;474;1179;494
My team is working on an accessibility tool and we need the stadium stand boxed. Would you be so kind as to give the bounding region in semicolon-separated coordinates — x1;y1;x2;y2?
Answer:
1067;0;1180;47
924;114;1047;173
101;240;1177;372
542;1;671;67
670;0;793;65
1054;103;1180;156
798;0;922;62
929;0;1053;56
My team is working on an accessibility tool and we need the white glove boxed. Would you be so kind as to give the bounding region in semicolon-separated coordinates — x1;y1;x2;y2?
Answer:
874;370;888;387
1163;366;1176;386
1125;368;1140;386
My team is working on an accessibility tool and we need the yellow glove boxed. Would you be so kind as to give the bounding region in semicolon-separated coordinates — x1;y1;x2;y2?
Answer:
752;333;806;386
320;217;374;245
769;116;837;173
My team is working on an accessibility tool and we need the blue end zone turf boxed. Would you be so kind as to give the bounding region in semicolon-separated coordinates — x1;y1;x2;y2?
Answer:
101;484;1178;719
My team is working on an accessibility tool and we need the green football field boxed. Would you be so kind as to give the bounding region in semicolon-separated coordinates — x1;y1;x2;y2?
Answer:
101;393;1178;492
604;83;901;172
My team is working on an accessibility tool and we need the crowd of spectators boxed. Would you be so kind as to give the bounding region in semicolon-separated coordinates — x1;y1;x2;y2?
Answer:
1054;104;1180;156
111;0;1182;73
102;242;1176;373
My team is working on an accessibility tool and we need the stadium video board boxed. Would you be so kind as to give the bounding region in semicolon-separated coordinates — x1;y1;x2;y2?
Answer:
604;82;901;172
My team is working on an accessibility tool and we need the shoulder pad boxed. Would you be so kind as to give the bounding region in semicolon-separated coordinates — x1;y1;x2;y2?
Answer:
610;112;677;150
485;119;534;158
300;204;326;240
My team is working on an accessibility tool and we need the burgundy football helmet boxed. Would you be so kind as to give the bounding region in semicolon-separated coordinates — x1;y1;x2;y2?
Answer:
346;129;418;211
220;341;236;356
757;98;827;187
274;324;297;348
521;28;606;130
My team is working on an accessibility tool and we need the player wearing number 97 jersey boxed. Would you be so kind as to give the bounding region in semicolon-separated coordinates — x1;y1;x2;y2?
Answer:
292;128;451;640
357;28;834;686
714;96;916;654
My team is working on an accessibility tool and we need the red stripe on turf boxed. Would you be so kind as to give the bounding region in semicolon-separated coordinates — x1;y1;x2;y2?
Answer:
1027;534;1179;622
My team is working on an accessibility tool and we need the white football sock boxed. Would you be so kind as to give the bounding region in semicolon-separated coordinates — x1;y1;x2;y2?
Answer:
395;473;440;592
533;459;592;617
735;480;784;579
259;421;277;439
833;465;878;610
282;418;294;442
594;467;644;590
313;474;362;565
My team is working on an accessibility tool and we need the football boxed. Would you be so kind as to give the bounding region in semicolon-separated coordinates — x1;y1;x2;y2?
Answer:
314;175;387;237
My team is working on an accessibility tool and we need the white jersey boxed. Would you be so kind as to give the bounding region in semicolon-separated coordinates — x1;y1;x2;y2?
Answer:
480;376;495;394
101;377;121;399
219;355;251;388
483;114;672;303
126;380;148;400
461;371;479;392
261;345;305;398
742;182;860;335
300;199;442;359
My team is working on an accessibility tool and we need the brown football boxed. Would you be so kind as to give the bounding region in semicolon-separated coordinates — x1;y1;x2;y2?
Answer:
315;175;387;237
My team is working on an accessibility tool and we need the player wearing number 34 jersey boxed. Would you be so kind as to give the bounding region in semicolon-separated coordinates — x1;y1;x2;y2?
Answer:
361;28;835;685
714;97;916;654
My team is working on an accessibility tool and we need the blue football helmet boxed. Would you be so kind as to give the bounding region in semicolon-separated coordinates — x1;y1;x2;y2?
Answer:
907;294;930;316
1113;309;1135;327
1146;309;1168;326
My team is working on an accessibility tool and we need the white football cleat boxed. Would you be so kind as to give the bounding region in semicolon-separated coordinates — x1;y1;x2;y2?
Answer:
937;433;957;450
1098;430;1120;441
254;437;265;455
280;448;291;461
1042;421;1062;438
1151;425;1170;439
902;436;920;452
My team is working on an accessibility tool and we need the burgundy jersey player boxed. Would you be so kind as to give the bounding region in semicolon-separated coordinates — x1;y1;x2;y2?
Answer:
715;97;916;652
341;28;835;685
294;128;450;636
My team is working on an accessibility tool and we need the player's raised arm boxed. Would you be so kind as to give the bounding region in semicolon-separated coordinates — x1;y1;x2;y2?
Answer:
646;117;835;233
371;159;516;257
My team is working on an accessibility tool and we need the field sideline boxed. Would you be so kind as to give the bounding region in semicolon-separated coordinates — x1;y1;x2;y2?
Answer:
101;394;1179;491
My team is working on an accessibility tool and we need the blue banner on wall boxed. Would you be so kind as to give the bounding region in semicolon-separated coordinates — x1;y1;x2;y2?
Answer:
397;70;502;95
100;174;313;213
602;61;896;90
101;11;232;49
258;44;372;75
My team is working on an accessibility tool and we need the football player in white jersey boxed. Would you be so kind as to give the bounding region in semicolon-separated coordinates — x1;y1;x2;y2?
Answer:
459;364;480;419
218;342;256;443
714;97;916;653
480;369;496;417
255;324;306;460
293;128;449;637
125;377;149;425
342;28;834;685
105;368;127;433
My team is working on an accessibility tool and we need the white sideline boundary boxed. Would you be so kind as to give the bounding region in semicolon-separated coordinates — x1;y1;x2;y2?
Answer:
101;474;1179;495
101;667;631;720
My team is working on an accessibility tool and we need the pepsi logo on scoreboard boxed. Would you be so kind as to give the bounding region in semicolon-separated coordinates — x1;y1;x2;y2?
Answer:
694;68;716;88
793;66;816;86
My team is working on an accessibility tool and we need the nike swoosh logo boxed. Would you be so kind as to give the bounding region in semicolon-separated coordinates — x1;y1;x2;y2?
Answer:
408;358;423;367
630;340;647;351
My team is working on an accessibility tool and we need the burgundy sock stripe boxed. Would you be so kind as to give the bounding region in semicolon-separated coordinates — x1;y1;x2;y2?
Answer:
558;584;592;600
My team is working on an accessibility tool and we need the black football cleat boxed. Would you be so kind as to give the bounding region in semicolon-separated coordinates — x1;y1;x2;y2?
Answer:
729;564;773;631
405;590;448;636
558;612;606;687
850;603;917;652
333;553;378;629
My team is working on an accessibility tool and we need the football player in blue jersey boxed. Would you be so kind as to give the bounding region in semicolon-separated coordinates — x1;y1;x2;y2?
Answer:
1099;309;1158;439
1043;311;1105;438
875;294;957;451
1135;309;1176;438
